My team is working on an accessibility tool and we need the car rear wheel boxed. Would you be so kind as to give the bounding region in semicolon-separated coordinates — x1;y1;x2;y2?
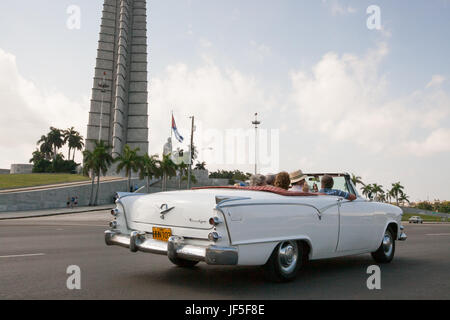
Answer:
169;256;199;268
264;241;304;282
371;229;395;263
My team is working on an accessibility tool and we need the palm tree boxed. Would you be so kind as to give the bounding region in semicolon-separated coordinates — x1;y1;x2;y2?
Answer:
64;127;84;161
362;184;373;199
139;154;161;193
72;134;85;161
378;191;386;203
159;154;178;191
47;127;64;160
351;173;365;187
399;193;410;206
371;183;384;200
29;149;45;164
385;188;393;203
115;145;142;192
82;149;97;206
92;141;114;206
37;135;53;160
182;171;198;186
390;182;405;206
177;161;189;189
195;161;206;170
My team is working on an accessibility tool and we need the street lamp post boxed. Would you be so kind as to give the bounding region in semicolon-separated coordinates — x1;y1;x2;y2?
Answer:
252;113;261;175
98;72;109;142
187;116;195;189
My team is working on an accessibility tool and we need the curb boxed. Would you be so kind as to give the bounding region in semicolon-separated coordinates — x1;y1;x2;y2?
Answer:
0;205;114;221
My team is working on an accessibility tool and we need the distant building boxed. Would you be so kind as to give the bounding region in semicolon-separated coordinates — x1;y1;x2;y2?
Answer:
10;164;33;174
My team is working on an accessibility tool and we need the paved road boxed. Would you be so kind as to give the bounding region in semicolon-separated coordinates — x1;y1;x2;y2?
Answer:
0;210;449;300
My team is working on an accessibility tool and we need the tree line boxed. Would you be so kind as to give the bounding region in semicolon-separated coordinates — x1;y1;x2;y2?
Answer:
415;200;450;214
351;174;409;206
209;170;252;185
30;127;84;173
83;141;207;206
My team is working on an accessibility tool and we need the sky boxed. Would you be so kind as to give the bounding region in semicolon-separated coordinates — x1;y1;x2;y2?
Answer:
0;0;449;201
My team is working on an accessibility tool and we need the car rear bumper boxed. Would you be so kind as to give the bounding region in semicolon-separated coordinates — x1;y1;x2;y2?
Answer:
104;230;238;265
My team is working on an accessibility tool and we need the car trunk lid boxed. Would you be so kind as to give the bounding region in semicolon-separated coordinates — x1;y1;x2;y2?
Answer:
122;191;217;230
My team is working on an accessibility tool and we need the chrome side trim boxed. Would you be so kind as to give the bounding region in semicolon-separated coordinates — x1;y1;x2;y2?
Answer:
231;235;312;247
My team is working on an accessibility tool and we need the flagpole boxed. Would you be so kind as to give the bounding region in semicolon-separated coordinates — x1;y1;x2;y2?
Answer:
187;116;195;190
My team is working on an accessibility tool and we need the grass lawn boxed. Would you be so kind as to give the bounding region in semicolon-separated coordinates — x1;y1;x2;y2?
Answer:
402;213;446;222
0;174;90;190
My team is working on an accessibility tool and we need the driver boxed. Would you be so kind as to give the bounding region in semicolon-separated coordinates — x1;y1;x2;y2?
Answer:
320;175;356;201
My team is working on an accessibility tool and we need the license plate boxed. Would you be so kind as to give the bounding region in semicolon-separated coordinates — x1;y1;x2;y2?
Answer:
152;227;172;242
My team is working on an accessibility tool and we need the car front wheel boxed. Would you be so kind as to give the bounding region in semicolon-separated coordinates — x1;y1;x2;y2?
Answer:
371;229;395;263
264;241;304;282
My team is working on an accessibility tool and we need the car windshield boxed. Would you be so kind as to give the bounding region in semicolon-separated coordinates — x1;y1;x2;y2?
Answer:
304;174;354;195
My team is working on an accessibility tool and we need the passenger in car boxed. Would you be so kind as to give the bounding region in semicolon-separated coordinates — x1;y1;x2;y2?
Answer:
289;170;309;192
265;174;276;186
320;175;356;201
250;174;267;187
274;172;291;190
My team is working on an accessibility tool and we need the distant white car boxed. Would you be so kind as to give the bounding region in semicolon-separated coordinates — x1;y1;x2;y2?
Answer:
409;216;424;224
105;173;407;282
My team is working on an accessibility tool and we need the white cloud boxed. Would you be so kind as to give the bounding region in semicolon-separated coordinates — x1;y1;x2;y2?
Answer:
148;58;278;171
322;0;357;16
290;42;450;156
2;42;448;200
199;38;212;48
187;24;194;36
404;128;450;156
426;74;446;88
0;48;88;168
249;40;272;63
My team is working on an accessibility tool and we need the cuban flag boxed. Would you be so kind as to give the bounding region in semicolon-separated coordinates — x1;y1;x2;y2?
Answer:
172;115;184;143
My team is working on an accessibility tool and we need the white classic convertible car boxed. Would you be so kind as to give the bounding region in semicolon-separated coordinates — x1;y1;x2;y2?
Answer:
105;173;407;281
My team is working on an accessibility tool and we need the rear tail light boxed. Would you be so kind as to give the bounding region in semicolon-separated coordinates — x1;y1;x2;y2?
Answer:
208;232;221;242
111;209;119;216
209;217;222;226
109;221;117;229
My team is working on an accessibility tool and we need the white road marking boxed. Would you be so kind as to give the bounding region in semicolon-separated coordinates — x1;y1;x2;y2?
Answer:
0;253;45;259
426;233;450;236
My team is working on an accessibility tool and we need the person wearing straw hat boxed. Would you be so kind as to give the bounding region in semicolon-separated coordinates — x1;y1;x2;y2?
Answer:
289;170;310;192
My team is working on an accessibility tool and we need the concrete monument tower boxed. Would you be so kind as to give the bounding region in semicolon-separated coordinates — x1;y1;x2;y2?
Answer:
86;0;149;158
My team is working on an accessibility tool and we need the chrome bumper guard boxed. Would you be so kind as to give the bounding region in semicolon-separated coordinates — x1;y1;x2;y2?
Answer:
105;230;238;265
398;226;407;241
